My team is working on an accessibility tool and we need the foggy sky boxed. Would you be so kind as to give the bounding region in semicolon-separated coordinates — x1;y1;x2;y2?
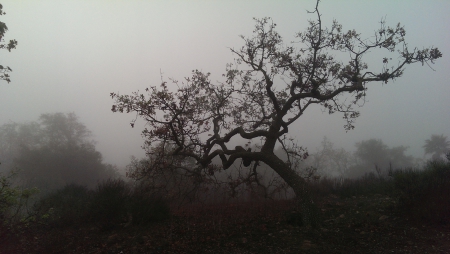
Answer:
0;0;449;169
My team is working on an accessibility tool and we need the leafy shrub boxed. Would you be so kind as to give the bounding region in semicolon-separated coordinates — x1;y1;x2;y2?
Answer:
33;184;91;227
0;169;39;235
129;185;170;226
31;178;172;230
89;178;130;230
393;161;450;224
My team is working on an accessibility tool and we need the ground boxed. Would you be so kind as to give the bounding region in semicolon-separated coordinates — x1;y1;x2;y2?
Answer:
2;194;449;253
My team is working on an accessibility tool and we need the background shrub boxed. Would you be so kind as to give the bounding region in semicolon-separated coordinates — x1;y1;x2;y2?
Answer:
0;170;39;236
394;161;450;224
33;184;91;227
129;185;170;226
89;178;130;231
32;178;172;230
310;172;395;198
336;172;394;198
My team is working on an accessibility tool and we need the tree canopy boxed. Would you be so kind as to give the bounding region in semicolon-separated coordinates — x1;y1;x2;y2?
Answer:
111;1;441;204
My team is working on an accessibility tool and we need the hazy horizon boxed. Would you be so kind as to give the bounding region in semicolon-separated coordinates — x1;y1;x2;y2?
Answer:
1;0;449;169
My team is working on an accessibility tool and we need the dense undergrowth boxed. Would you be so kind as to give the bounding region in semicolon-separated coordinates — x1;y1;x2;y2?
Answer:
311;159;450;224
1;159;449;253
31;179;171;231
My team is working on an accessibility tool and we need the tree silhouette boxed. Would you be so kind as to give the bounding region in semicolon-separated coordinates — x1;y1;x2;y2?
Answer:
111;0;441;211
351;138;414;177
1;113;118;194
423;134;449;161
0;4;18;83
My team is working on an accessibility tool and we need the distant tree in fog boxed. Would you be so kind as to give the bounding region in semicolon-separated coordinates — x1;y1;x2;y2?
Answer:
111;0;441;222
0;4;18;83
354;139;389;168
0;113;118;194
349;138;414;177
309;136;353;177
423;134;450;161
0;122;42;171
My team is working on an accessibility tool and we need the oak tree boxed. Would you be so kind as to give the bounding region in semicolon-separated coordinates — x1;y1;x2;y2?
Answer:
111;1;441;212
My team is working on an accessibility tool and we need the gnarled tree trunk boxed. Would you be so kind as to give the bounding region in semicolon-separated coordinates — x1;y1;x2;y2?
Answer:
258;151;318;227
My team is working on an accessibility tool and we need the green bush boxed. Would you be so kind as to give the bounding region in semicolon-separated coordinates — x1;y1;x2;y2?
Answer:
33;184;91;227
0;169;39;234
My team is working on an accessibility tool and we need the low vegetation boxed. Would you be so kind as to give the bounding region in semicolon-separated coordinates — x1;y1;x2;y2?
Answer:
1;158;449;253
0;169;39;238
